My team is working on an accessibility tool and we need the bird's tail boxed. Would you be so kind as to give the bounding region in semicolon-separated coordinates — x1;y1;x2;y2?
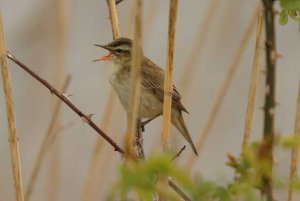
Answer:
171;109;198;156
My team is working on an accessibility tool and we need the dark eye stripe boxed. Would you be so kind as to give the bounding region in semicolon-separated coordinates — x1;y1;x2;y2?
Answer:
115;49;122;53
114;48;130;54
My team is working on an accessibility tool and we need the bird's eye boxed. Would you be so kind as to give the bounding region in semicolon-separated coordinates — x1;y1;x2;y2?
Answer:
115;49;122;54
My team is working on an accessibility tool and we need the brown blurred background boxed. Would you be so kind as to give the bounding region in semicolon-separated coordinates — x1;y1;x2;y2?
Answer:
0;0;299;200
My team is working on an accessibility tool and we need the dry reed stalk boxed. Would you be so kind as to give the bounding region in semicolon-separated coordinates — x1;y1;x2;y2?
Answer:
178;0;221;95
175;0;223;164
91;145;116;200
47;141;60;201
143;0;161;39
287;84;300;201
107;0;121;39
81;1;123;199
0;14;25;201
126;1;160;41
159;1;179;200
25;75;71;201
242;5;264;148
81;92;116;201
162;0;178;153
125;0;143;160
185;7;259;170
46;1;70;199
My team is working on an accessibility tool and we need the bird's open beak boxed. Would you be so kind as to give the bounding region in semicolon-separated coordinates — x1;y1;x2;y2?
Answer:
93;44;113;62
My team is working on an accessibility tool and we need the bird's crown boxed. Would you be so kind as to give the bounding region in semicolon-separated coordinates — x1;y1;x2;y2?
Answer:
106;37;132;49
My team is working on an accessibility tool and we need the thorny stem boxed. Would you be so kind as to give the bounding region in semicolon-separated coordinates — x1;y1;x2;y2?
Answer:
7;52;125;154
261;0;276;200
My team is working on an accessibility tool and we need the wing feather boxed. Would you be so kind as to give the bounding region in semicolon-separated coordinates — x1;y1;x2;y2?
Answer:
140;58;188;113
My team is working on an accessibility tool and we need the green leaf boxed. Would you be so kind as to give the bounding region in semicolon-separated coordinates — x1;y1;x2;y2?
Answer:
213;187;232;201
287;9;300;22
279;135;300;148
279;10;289;25
281;0;300;9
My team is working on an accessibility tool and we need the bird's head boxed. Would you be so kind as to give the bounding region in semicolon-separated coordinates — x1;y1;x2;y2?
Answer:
94;37;134;66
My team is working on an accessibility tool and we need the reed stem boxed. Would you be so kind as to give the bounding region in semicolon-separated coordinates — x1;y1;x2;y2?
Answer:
242;5;264;148
0;14;25;201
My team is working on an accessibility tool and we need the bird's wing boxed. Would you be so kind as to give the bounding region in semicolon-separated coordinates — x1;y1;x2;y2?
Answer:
140;58;188;113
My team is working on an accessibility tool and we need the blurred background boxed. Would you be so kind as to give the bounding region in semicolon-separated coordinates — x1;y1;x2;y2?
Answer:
0;0;299;200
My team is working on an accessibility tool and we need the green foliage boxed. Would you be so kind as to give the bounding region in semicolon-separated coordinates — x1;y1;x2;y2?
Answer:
279;0;300;25
107;153;234;200
281;0;300;10
279;135;300;148
107;137;300;200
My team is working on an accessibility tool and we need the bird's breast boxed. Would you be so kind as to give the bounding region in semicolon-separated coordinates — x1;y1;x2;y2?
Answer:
107;61;162;119
107;62;131;110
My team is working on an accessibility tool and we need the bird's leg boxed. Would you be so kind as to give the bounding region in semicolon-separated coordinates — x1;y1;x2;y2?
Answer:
139;113;161;132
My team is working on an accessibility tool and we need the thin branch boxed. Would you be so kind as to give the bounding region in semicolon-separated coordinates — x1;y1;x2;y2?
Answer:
162;0;178;153
0;14;25;201
185;6;259;170
168;180;191;201
25;75;71;201
171;146;186;161
7;52;125;154
261;0;277;199
242;5;264;148
287;83;300;201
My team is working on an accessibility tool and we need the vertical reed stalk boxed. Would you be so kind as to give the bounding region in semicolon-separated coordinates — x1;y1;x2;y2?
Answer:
0;14;25;201
179;0;221;95
159;1;179;200
242;5;264;148
46;1;70;200
25;76;71;201
89;142;116;200
143;0;161;40
107;0;121;39
287;84;300;201
162;0;179;153
125;0;143;160
261;0;277;199
81;0;125;198
185;7;258;170
81;92;115;201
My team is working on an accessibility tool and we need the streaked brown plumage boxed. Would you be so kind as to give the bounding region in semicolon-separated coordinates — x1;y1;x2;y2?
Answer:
95;37;198;156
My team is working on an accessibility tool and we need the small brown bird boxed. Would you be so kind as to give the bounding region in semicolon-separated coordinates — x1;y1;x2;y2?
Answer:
94;37;198;156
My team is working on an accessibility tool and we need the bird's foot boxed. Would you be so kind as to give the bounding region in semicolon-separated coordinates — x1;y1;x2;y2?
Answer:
138;113;161;132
